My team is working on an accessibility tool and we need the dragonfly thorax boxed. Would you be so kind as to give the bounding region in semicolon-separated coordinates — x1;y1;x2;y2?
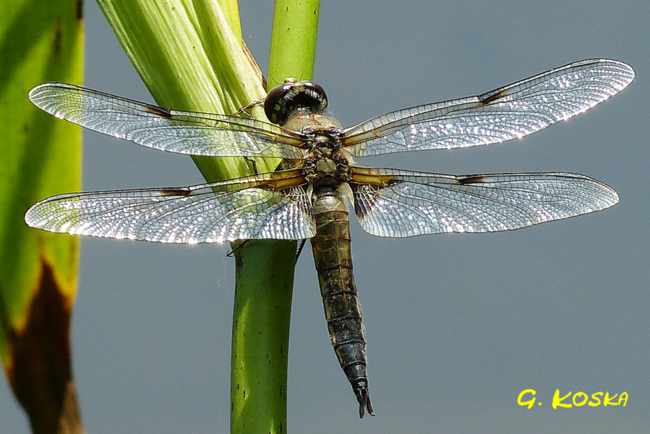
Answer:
283;112;342;136
303;143;354;187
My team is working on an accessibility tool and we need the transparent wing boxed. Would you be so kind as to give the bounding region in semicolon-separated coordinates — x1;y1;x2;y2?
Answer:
350;168;618;237
344;59;634;157
25;176;316;243
29;82;306;159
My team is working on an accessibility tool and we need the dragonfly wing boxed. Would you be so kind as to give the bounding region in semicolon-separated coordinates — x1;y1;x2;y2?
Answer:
29;82;305;159
344;59;634;157
25;176;315;243
350;168;618;237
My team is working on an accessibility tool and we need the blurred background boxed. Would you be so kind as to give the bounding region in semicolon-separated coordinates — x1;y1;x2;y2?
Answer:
2;1;648;432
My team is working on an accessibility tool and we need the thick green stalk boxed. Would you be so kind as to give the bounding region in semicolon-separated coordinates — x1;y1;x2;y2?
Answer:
94;1;319;432
96;0;270;178
230;1;320;433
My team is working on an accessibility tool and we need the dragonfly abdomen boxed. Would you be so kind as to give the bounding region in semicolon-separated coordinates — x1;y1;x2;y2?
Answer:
310;187;374;418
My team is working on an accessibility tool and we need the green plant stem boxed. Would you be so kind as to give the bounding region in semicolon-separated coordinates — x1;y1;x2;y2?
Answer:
230;1;320;433
268;0;320;86
230;240;296;433
96;1;319;432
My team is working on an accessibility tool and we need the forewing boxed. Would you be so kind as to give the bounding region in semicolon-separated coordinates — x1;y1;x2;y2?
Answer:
344;59;634;157
29;82;306;159
25;176;315;243
351;168;618;237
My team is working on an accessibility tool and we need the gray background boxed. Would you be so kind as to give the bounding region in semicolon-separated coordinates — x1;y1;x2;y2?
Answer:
2;1;648;432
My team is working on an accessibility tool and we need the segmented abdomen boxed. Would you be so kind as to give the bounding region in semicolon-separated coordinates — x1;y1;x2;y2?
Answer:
310;186;374;417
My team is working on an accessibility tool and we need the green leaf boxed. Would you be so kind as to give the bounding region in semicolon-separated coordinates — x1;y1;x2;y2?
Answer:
97;0;272;181
0;0;83;431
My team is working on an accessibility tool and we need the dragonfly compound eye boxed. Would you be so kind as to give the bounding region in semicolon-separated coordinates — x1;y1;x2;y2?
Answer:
264;80;328;125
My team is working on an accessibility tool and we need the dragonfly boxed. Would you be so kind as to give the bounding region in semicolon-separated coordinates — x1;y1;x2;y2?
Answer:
25;58;634;417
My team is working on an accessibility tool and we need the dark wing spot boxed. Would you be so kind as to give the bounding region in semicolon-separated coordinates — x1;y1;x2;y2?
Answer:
479;89;510;105
352;184;384;219
145;105;172;118
385;178;403;188
158;188;192;197
458;175;485;185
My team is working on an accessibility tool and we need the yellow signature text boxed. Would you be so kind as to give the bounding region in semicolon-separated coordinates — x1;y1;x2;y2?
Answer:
517;389;628;409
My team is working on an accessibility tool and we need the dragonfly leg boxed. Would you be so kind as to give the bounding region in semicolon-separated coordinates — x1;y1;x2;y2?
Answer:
226;240;249;257
232;97;264;117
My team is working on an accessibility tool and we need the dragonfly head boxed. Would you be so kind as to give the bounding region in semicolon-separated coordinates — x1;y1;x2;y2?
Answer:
264;78;328;126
